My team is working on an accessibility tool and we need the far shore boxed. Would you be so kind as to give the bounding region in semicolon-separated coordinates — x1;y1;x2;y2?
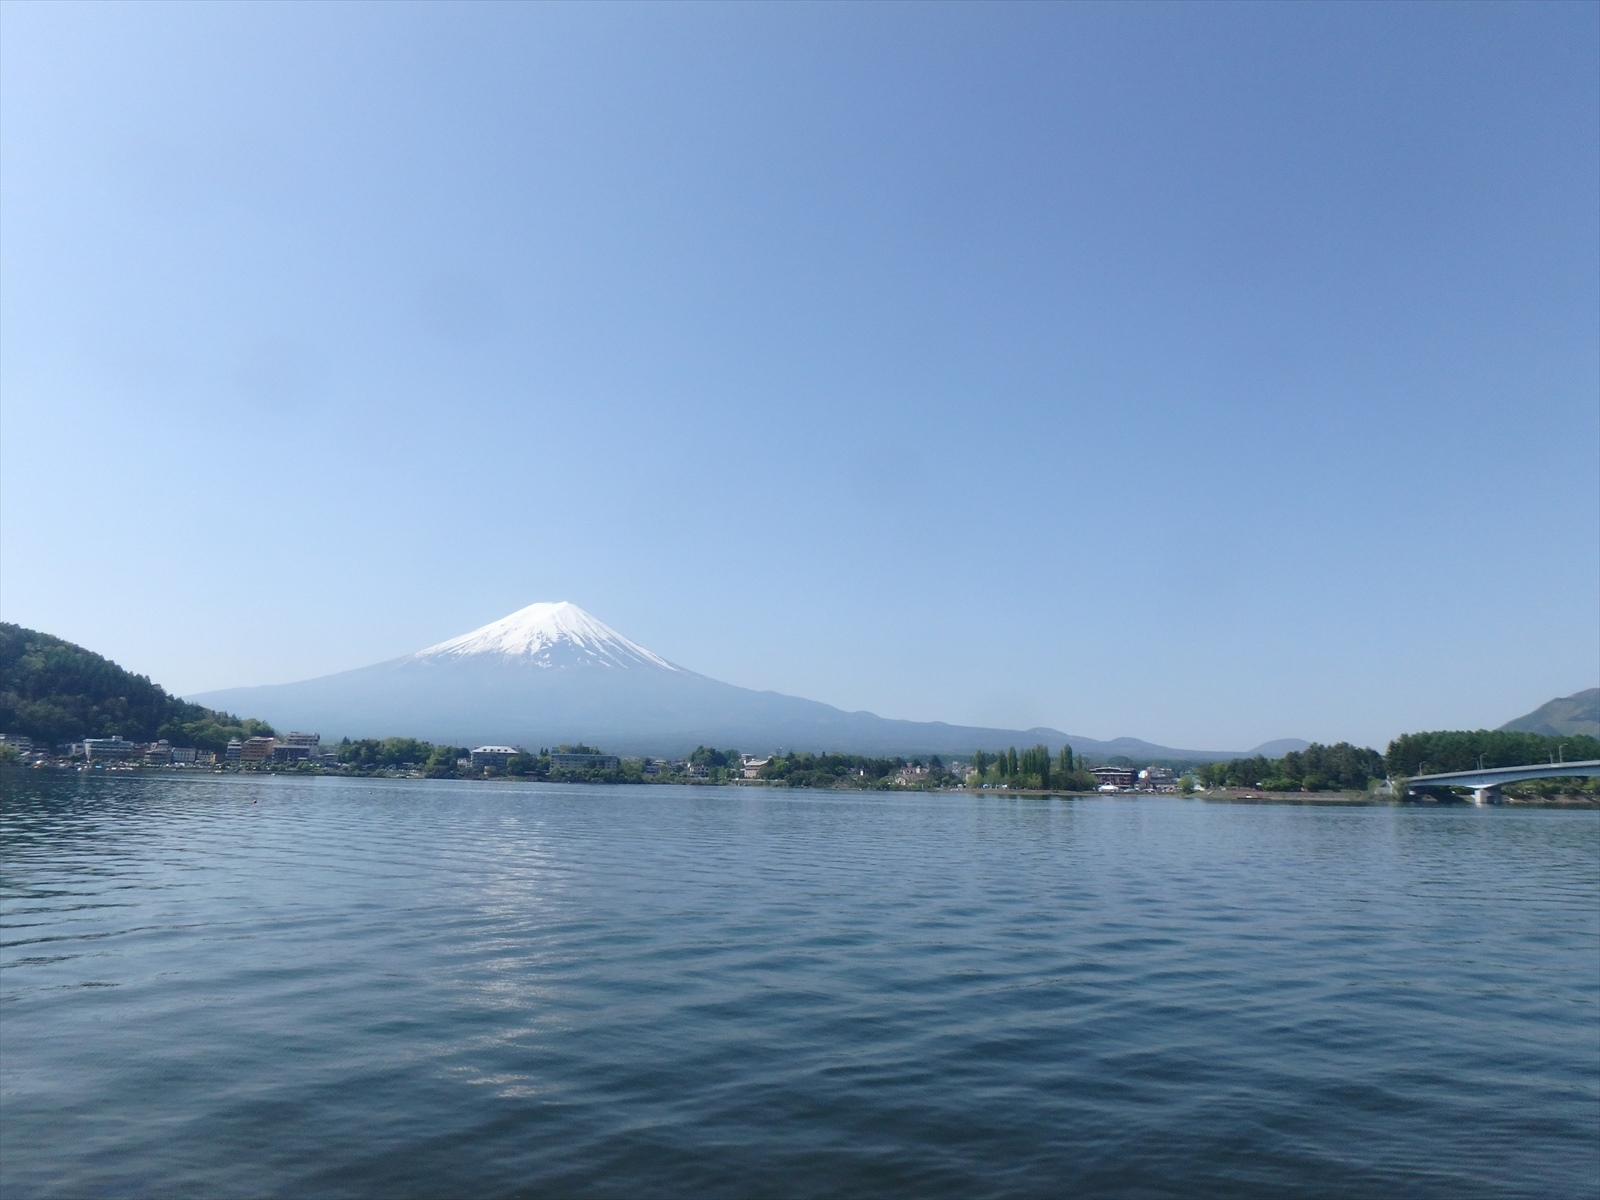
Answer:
940;785;1600;808
10;763;1598;806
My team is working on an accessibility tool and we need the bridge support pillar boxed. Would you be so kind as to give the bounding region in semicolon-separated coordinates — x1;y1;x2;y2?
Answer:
1472;786;1502;806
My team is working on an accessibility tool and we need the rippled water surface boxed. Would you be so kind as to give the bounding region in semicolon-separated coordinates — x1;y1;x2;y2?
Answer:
2;773;1597;1198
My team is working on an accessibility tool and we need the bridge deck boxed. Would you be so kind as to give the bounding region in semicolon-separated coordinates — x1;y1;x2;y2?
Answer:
1407;760;1600;789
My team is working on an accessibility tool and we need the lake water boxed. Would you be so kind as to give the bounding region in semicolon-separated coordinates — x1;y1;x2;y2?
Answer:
2;773;1596;1199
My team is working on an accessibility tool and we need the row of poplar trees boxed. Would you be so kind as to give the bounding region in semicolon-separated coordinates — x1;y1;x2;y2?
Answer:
971;744;1088;790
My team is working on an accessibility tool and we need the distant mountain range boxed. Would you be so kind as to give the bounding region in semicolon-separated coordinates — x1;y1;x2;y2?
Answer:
189;601;1308;762
1498;688;1600;738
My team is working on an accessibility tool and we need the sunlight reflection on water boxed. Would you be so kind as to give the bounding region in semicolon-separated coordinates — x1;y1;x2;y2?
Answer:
2;773;1597;1199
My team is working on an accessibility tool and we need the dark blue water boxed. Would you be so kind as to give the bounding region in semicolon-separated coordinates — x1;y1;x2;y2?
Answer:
2;774;1596;1198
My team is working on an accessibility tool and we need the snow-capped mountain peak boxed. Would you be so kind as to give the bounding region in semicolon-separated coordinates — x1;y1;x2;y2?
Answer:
411;602;678;671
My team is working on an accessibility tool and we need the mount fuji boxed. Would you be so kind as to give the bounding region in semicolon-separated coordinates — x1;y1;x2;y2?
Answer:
189;601;1297;761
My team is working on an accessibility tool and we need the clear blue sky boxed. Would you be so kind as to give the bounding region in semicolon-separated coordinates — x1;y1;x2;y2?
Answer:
3;1;1596;751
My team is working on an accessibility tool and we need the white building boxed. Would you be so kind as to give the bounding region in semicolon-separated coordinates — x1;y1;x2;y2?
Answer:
84;736;141;761
470;746;522;769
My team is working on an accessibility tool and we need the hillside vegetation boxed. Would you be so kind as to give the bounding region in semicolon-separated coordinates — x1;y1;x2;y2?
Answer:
0;624;271;752
1195;730;1599;794
1199;742;1384;792
1385;729;1599;776
1498;688;1600;738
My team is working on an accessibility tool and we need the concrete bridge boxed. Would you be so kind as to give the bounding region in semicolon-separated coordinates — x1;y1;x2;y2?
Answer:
1404;760;1600;805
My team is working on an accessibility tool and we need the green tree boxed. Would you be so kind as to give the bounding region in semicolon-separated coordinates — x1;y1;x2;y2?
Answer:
1384;730;1599;777
759;751;908;789
337;737;446;770
1018;744;1052;789
0;622;273;752
424;746;466;777
1197;742;1383;791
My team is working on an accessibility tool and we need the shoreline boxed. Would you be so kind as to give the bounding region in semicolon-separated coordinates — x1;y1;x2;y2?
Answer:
10;764;1598;807
963;785;1599;808
977;787;1600;808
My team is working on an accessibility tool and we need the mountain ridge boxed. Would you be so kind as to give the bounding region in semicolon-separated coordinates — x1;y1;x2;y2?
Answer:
189;602;1304;762
1498;688;1600;738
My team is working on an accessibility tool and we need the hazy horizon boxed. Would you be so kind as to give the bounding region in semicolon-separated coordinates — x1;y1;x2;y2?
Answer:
3;3;1596;749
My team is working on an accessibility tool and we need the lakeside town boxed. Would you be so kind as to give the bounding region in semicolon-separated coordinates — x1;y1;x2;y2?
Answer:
4;620;1594;803
1;730;1195;793
4;723;1594;802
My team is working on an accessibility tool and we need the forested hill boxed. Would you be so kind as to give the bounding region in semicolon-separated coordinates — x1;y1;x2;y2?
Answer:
1498;688;1600;738
1197;729;1600;792
1385;729;1600;776
0;624;272;752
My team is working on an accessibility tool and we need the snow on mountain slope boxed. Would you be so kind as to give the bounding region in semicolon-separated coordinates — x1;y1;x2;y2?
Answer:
411;602;678;671
188;600;1304;759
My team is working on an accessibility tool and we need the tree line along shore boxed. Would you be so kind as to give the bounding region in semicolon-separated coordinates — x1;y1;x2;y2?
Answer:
3;622;1596;800
8;731;1597;803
